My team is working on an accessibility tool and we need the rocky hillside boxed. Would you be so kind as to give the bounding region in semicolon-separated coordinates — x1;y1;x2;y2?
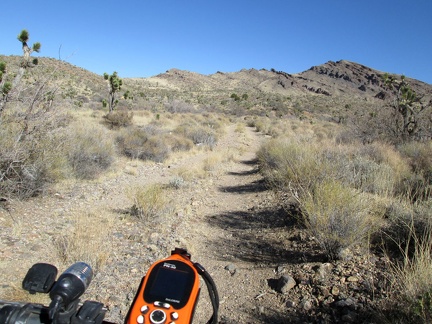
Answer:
142;59;432;100
2;54;431;116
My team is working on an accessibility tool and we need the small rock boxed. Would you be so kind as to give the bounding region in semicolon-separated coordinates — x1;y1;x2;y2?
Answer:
277;275;296;294
286;300;296;308
347;276;359;282
300;299;313;311
275;265;285;274
331;286;340;296
315;263;333;282
224;263;236;275
319;286;330;297
335;297;356;308
338;248;353;261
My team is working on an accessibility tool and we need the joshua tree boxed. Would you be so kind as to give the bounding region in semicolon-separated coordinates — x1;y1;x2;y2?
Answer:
17;29;41;66
12;30;41;88
1;30;41;119
103;71;123;112
383;74;431;142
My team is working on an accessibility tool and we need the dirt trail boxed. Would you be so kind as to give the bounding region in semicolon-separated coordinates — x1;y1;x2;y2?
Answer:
0;123;391;323
176;125;288;323
1;123;287;323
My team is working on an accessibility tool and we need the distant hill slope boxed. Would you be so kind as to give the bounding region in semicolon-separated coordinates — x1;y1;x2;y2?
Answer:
1;55;431;115
143;60;432;100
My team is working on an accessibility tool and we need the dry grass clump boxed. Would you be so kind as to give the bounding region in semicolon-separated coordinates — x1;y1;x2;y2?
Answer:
203;153;222;172
257;135;410;259
53;211;114;272
66;122;116;179
103;109;134;128
389;216;432;323
235;122;246;133
257;139;336;198
172;166;207;181
302;180;383;259
397;141;432;201
159;133;194;152
127;184;173;222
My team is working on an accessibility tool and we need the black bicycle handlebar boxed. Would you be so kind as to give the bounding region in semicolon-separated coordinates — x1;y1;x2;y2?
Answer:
0;300;115;324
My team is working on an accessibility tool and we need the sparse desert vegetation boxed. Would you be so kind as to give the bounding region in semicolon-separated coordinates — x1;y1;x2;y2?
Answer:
1;31;432;323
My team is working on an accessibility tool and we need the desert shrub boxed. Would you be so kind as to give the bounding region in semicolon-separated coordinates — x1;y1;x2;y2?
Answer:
140;137;170;162
66;122;115;179
257;138;401;259
103;109;133;128
116;127;149;159
381;199;432;258
168;176;186;189
254;117;272;134
160;133;193;152
347;155;396;196
164;99;195;113
116;127;170;162
128;184;171;221
257;139;336;200
302;180;383;260
397;141;432;201
259;138;409;201
175;123;217;149
0;122;69;198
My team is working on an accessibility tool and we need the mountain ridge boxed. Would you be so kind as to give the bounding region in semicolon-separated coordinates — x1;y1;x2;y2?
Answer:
1;55;431;113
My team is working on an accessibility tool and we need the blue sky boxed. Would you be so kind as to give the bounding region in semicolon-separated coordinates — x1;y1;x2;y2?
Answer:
1;1;431;84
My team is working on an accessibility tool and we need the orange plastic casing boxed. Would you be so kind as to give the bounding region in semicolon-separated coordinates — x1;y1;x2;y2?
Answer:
126;253;200;324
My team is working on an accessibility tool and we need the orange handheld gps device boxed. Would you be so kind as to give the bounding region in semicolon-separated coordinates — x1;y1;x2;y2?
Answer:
126;248;219;324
